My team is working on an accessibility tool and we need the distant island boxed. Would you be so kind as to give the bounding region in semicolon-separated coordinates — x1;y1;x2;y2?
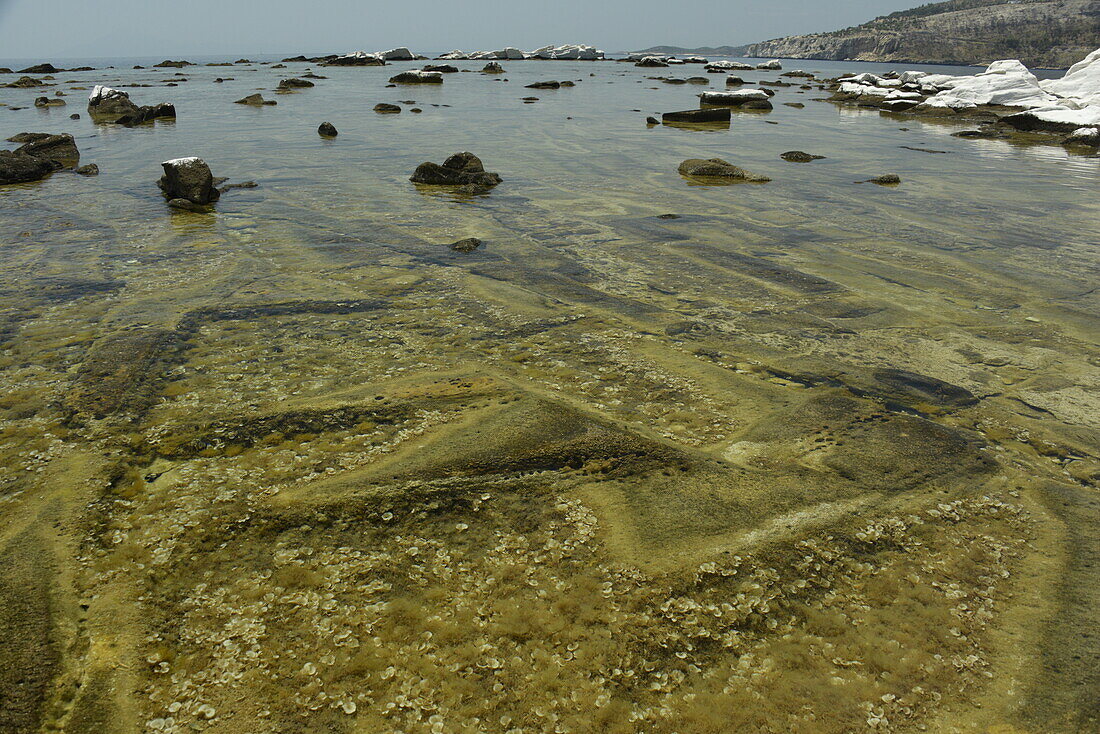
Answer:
636;0;1100;68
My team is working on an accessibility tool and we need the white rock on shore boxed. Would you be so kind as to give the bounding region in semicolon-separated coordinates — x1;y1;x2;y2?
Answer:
1041;47;1100;107
833;47;1100;136
528;44;604;60
923;60;1056;109
705;61;753;72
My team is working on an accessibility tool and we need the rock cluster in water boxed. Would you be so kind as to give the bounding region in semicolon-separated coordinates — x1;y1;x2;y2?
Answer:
0;133;80;184
88;85;175;126
410;152;502;189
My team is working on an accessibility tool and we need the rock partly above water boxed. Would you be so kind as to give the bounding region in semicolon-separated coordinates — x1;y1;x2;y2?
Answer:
88;85;175;126
158;157;220;206
662;108;731;124
449;237;482;252
0;133;81;185
235;93;277;106
827;48;1100;145
678;158;771;182
389;71;444;85
781;151;826;162
317;122;338;137
410;152;502;188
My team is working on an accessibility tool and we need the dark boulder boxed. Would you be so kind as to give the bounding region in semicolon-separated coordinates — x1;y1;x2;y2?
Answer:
6;76;47;88
16;134;79;165
636;58;669;68
881;99;919;112
482;62;505;74
780;151;825;162
374;103;401;113
75;163;99;176
154;60;193;68
158;157;220;205
867;174;901;186
526;81;561;89
278;78;314;89
662;108;731;124
389;71;443;84
678;158;770;182
410;152;502;188
646;116;659;125
6;132;52;143
423;64;459;73
34;96;66;107
116;103;175;127
18;63;61;74
234;93;277;106
1001;111;1082;134
318;122;338;137
0;150;57;185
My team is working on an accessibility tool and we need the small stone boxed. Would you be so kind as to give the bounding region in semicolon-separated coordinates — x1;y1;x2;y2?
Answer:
449;237;482;253
869;174;901;186
318;121;338;137
374;103;401;114
75;163;99;176
781;151;825;162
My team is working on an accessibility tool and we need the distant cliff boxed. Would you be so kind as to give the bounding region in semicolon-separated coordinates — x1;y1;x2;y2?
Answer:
652;0;1100;69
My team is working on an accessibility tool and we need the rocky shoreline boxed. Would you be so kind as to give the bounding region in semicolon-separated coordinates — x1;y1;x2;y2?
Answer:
823;49;1100;148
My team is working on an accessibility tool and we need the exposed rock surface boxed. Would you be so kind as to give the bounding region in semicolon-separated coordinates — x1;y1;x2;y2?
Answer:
324;52;387;67
781;151;826;162
318;122;338;137
6;76;48;88
0;133;80;184
410;152;502;187
700;90;773;108
374;103;401;113
235;94;277;106
15;134;79;165
158;157;220;205
678;158;771;182
277;78;314;89
662;108;732;124
0;151;57;185
738;0;1100;68
88;85;175;125
449;237;482;252
389;71;443;84
828;48;1100;135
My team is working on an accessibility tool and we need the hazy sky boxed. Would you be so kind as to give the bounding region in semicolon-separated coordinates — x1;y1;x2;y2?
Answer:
0;0;921;59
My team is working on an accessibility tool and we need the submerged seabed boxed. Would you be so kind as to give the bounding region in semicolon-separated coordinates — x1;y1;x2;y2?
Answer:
0;56;1098;734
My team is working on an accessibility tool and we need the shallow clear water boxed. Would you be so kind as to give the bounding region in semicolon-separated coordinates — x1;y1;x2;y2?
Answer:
0;55;1097;733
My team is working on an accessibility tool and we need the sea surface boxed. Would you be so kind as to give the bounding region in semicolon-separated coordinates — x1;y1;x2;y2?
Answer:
0;54;1097;733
